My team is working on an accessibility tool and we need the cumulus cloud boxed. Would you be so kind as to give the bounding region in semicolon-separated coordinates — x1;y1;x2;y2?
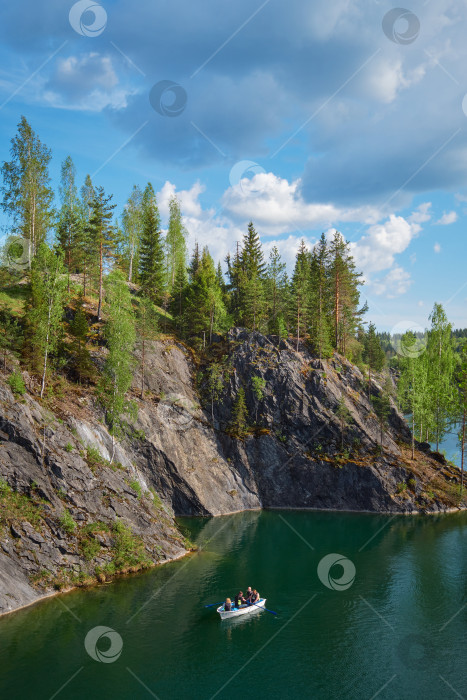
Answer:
435;211;457;225
43;53;134;111
222;172;381;235
156;177;426;297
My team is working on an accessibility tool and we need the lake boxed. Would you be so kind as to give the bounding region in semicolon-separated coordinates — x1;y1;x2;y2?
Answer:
0;510;466;699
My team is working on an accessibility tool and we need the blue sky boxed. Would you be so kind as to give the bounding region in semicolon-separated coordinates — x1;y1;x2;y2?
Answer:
0;0;466;331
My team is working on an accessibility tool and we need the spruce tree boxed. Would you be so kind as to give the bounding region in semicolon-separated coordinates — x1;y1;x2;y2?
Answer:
139;183;165;304
185;247;226;343
165;196;187;292
265;246;288;337
290;240;311;351
230;387;248;438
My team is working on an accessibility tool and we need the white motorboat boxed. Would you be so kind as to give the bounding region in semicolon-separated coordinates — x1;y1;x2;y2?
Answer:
217;598;266;620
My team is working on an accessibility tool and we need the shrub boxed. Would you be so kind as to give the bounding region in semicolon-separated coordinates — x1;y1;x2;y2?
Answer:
111;520;150;569
396;482;407;494
128;479;142;498
7;371;25;396
64;442;74;453
59;509;76;534
408;478;416;490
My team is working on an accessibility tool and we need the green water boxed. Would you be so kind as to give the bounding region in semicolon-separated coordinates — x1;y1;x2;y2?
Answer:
0;510;466;699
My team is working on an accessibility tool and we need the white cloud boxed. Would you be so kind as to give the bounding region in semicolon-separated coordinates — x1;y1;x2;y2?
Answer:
372;266;413;298
157;178;426;297
222;172;382;235
434;242;442;253
435;211;457;225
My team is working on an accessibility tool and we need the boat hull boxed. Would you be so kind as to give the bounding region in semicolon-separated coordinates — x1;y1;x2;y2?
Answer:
217;598;266;620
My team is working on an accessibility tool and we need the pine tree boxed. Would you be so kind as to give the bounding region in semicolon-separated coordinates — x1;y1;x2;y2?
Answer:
165;196;187;292
328;231;364;355
426;303;455;451
98;271;136;462
230;387;248;438
170;260;188;334
87;186;116;320
27;244;68;398
1;116;54;267
139;183;165;304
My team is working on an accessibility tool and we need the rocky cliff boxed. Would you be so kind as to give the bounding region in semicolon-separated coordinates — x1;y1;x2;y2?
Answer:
0;328;464;615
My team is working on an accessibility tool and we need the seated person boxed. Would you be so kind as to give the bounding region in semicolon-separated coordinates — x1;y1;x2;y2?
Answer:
224;597;232;611
244;586;253;603
249;589;260;605
235;591;245;608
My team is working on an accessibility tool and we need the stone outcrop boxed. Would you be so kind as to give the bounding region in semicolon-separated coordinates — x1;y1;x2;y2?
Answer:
0;328;463;616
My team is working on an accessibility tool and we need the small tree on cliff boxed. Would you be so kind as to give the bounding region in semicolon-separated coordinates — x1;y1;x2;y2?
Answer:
98;271;136;461
230;387;248;438
206;362;224;423
251;375;266;423
335;395;352;449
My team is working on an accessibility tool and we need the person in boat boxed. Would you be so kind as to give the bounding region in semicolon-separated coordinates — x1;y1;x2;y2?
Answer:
224;597;232;611
249;589;260;605
245;586;252;603
234;591;245;608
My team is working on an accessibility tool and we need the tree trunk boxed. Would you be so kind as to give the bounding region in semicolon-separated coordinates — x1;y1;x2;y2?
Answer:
412;412;415;460
97;238;103;320
461;408;465;494
140;338;145;399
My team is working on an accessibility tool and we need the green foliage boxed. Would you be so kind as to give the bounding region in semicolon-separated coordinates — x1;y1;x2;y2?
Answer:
7;370;25;395
86;185;116;319
1;115;54;258
139;183;165;303
69;292;94;383
230;387;249;438
150;488;163;509
59;508;76;534
0;479;43;527
64;442;73;453
335;396;352;448
165;196;187;293
111;519;150;569
128;479;142;498
97;271;136;460
85;446;108;472
27;243;68;397
397;482;407;493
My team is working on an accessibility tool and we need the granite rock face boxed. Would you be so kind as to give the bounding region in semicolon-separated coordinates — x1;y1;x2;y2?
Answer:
0;328;462;615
